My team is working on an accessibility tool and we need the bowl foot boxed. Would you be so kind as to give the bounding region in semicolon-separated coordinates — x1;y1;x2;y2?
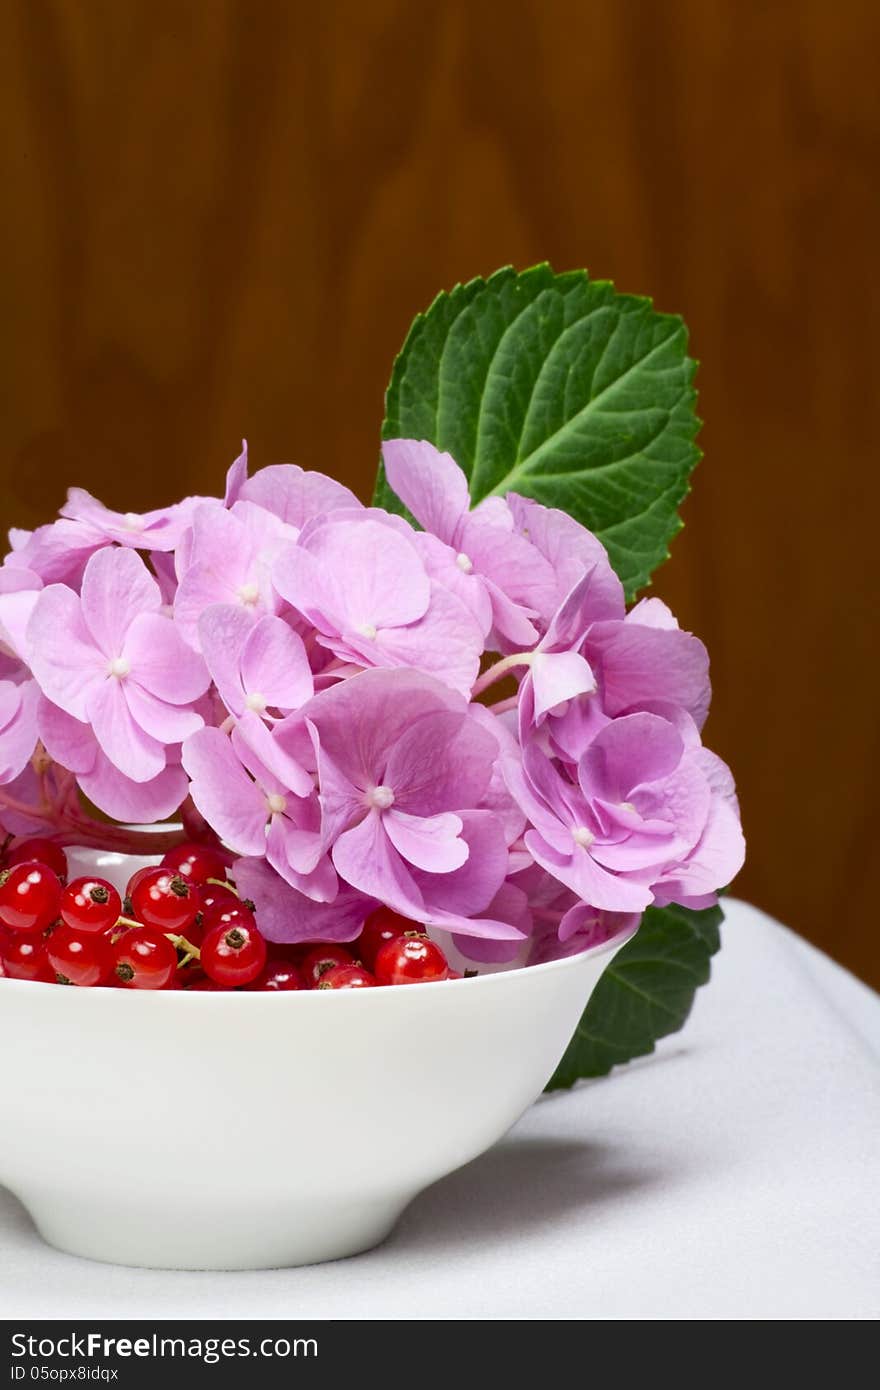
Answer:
16;1187;410;1270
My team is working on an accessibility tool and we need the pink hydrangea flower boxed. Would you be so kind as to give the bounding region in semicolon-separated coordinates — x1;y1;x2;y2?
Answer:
382;439;557;645
27;546;210;782
182;713;334;898
0;675;39;784
198;605;313;720
505;711;744;913
274;514;484;696
38;697;189;822
173;502;294;649
4;517;106;587
61;488;201;552
303;668;523;939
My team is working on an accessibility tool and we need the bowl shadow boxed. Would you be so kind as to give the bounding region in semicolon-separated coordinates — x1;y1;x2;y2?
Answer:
390;1135;667;1256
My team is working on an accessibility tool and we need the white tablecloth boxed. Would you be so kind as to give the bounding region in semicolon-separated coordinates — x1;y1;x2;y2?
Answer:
1;899;878;1321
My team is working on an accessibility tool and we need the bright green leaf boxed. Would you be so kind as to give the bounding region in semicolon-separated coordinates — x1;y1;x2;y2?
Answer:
374;264;701;598
545;901;724;1089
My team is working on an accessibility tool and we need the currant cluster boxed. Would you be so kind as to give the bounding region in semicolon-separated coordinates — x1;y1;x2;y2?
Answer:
0;838;458;991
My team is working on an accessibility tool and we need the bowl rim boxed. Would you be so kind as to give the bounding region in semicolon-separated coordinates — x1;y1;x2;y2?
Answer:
0;921;638;1005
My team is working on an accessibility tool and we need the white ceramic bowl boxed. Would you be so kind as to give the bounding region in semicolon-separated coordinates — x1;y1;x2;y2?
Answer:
0;848;633;1270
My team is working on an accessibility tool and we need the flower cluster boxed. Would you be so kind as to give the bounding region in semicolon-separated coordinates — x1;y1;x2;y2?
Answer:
0;440;744;962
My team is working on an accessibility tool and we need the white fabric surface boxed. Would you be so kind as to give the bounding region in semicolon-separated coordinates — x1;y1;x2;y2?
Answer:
1;899;878;1321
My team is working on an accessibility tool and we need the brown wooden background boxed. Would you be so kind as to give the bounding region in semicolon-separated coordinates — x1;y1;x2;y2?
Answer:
2;0;878;983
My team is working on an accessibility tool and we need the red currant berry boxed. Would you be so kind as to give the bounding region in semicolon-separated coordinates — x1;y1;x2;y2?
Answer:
7;838;68;882
248;960;306;991
318;964;376;990
187;976;224;991
112;927;178;990
47;924;113;987
130;867;199;934
161;841;229;886
201;913;267;987
356;906;419;969
198;883;244;929
374;933;449;986
0;862;62;934
300;944;356;988
0;934;54;981
126;864;158;900
60;876;122;935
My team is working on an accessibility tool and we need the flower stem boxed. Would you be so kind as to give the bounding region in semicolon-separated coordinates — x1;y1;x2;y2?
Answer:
471;652;532;698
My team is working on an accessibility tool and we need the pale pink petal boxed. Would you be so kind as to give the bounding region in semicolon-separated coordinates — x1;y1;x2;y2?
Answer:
310;519;430;631
26;585;106;718
587;620;711;729
0;680;39;783
530;649;597;720
241;615;312;710
36;698;96;775
181;727;267;855
626;596;679;630
265;814;338;900
384;807;467;873
414;532;493;637
332;810;426;916
6;518;105;587
234;856;372;945
484;578;541;647
86;679;166;783
240;463;360;527
362;582;483;697
198;603;253;715
381;439;469;544
412;809;509;916
452;879;532;962
0;586;41;662
525;830;652;912
507;494;625;621
271;543;336;633
224;440;249;506
81;756;188;823
122;612;210;703
232;711;314;798
80;547;161;657
578;712;685;804
384;708;497;815
124;683;204;744
461;515;558;621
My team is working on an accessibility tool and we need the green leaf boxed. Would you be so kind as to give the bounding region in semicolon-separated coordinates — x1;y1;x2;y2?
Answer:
545;901;724;1089
374;264;701;599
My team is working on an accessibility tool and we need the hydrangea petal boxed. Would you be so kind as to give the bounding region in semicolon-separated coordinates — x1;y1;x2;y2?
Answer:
26;585;106;718
80;547;161;657
181;727;268;855
122;612;210;704
384;807;467;873
86;679;166;783
381;439;469;544
239;463;360;527
240;615;312;711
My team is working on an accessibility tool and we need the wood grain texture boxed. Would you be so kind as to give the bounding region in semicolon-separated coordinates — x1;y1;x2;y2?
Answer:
2;0;878;980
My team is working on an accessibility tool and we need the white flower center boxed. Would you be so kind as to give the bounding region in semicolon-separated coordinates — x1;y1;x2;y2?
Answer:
238;581;260;605
107;657;131;679
357;622;378;640
245;691;267;712
123;512;144;532
571;825;595;848
619;800;636;814
367;784;395;810
456;552;473;573
266;793;287;815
